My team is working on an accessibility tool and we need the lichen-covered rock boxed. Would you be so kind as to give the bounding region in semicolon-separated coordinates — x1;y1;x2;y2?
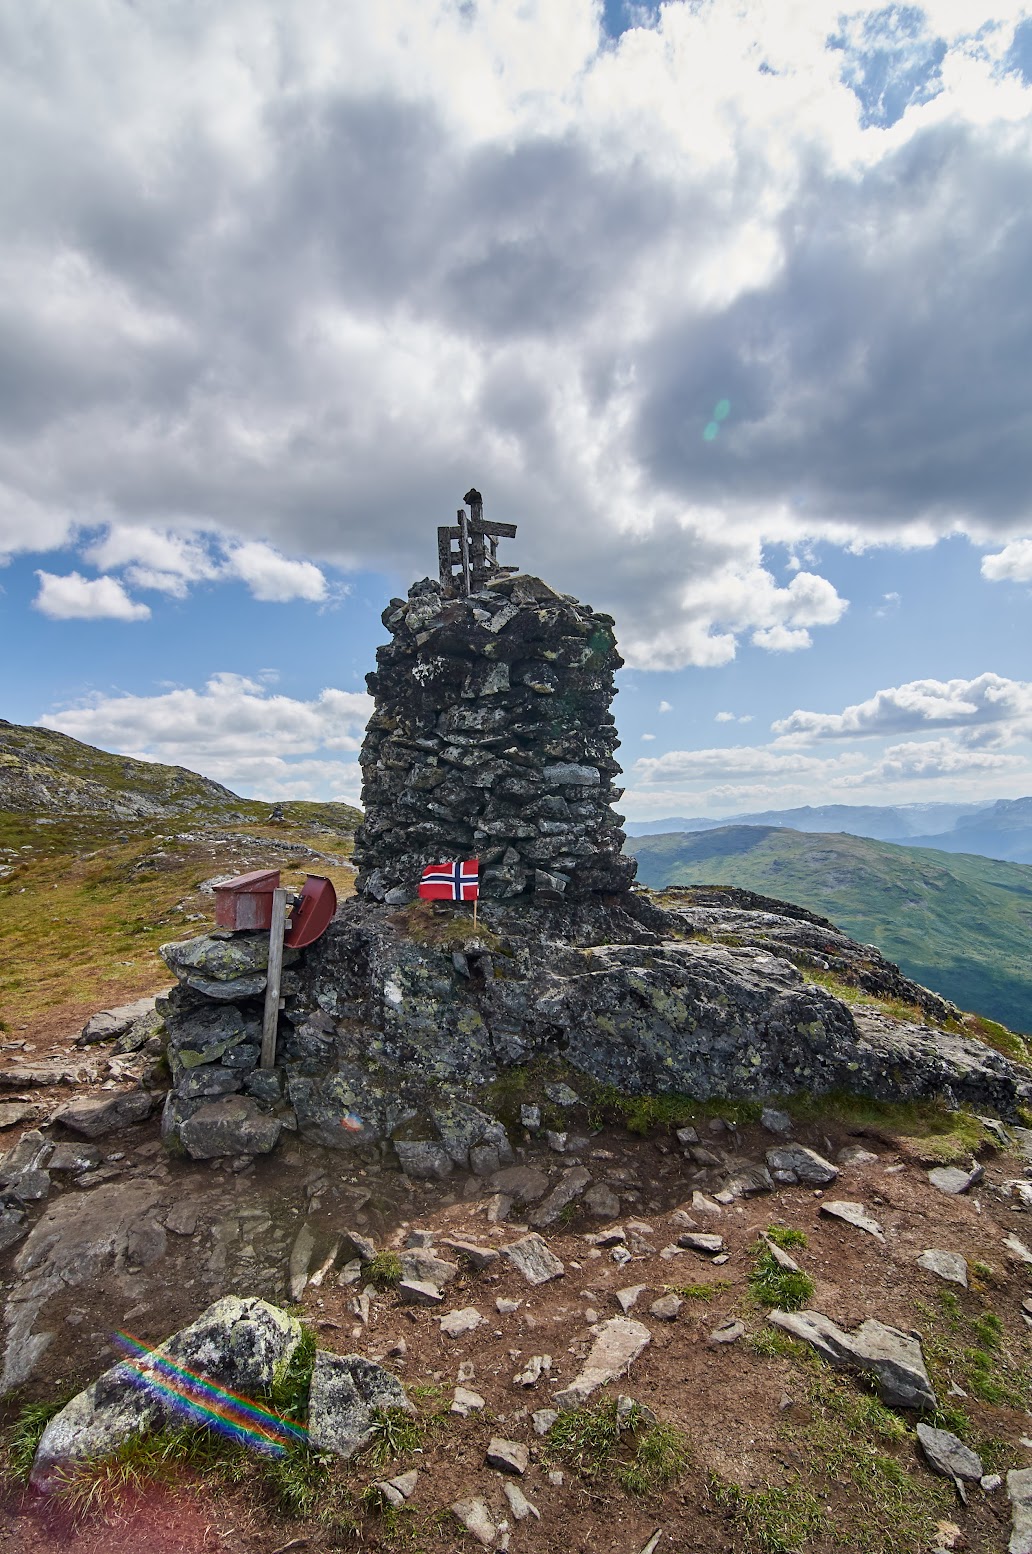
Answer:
171;1094;281;1159
31;1297;302;1488
307;1351;413;1458
352;574;635;902
160;932;299;988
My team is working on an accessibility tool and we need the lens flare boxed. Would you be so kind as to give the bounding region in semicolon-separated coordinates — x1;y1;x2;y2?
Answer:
703;422;719;441
713;398;730;421
340;1112;364;1132
113;1331;308;1455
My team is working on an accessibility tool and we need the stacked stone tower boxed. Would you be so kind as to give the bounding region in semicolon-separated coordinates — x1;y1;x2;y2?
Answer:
353;490;635;904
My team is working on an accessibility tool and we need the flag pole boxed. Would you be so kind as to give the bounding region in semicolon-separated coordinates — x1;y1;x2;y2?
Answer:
472;893;478;930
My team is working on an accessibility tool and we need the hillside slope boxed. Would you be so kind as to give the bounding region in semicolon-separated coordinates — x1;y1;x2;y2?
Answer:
0;720;362;1034
628;825;1032;1034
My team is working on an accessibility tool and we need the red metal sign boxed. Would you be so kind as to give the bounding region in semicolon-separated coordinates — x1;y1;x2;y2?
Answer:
284;875;337;948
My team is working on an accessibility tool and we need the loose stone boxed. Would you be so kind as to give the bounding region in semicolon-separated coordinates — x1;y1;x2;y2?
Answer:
819;1200;885;1239
765;1145;839;1186
916;1250;968;1288
503;1481;540;1521
649;1293;682;1321
486;1436;530;1475
554;1318;651;1410
677;1232;725;1255
441;1307;484;1338
501;1233;565;1285
916;1423;983;1482
768;1309;936;1411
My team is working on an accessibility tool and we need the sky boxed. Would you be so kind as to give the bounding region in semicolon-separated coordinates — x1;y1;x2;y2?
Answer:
1;0;1031;822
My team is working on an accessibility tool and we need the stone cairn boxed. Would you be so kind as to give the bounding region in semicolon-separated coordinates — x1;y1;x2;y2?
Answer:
353;489;636;903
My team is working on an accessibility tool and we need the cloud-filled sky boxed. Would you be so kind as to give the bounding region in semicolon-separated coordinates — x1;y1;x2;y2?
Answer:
2;0;1031;817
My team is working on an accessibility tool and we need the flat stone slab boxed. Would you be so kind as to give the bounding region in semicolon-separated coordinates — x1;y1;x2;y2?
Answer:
399;1279;444;1306
929;1164;983;1195
451;1495;498;1549
76;997;157;1047
400;1249;458;1288
554;1317;651;1410
677;1232;725;1255
819;1200;885;1239
916;1422;983;1481
31;1297;302;1488
765;1145;839;1185
307;1351;413;1459
0;1102;44;1130
54;1090;155;1139
917;1249;968;1287
501;1233;565;1285
491;1165;549;1203
768;1309;936;1411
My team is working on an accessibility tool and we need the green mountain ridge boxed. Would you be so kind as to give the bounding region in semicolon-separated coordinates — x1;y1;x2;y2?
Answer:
628;824;1032;1035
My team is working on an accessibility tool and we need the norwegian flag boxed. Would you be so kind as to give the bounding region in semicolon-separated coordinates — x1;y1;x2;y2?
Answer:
418;859;480;902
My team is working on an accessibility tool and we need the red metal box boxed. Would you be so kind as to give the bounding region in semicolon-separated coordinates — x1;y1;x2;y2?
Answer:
213;869;281;931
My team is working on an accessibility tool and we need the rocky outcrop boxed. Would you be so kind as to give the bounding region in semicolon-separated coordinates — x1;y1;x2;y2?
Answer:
30;1296;302;1488
352;574;635;903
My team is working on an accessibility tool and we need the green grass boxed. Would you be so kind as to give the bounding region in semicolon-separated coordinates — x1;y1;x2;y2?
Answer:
364;1251;404;1289
629;824;1032;1034
667;1280;732;1302
269;1323;317;1422
363;1404;446;1471
917;1289;1031;1410
766;1225;808;1250
708;1473;826;1554
6;1392;75;1482
545;1399;691;1497
749;1247;815;1312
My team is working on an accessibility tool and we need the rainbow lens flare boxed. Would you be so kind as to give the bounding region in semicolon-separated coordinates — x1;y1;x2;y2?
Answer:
114;1331;308;1455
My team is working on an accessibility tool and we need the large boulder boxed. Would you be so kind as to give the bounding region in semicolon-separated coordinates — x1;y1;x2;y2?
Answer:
31;1296;302;1488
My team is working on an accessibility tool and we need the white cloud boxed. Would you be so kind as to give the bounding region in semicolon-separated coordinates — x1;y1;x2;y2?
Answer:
836;737;1023;784
715;710;735;722
632;745;855;784
40;673;372;795
751;624;811;652
658;700;673;713
772;672;1032;744
223;542;327;603
641;732;656;740
33;570;150;621
0;1;1028;665
982;538;1032;582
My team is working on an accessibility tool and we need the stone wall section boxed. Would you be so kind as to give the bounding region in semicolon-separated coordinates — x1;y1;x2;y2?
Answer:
352;573;636;903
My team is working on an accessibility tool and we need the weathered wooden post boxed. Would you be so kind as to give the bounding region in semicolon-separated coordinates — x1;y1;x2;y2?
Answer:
260;886;289;1069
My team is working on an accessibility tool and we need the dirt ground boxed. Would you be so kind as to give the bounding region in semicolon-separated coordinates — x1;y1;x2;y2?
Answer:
0;1062;1030;1554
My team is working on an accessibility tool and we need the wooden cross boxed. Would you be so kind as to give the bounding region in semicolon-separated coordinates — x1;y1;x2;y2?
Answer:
438;488;518;597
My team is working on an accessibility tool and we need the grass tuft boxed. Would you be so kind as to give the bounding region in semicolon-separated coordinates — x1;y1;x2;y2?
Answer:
749;1248;815;1312
6;1392;75;1482
364;1251;404;1289
766;1224;808;1250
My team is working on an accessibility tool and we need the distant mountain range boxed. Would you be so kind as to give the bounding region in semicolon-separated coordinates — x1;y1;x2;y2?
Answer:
627;824;1032;1034
624;799;1032;866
